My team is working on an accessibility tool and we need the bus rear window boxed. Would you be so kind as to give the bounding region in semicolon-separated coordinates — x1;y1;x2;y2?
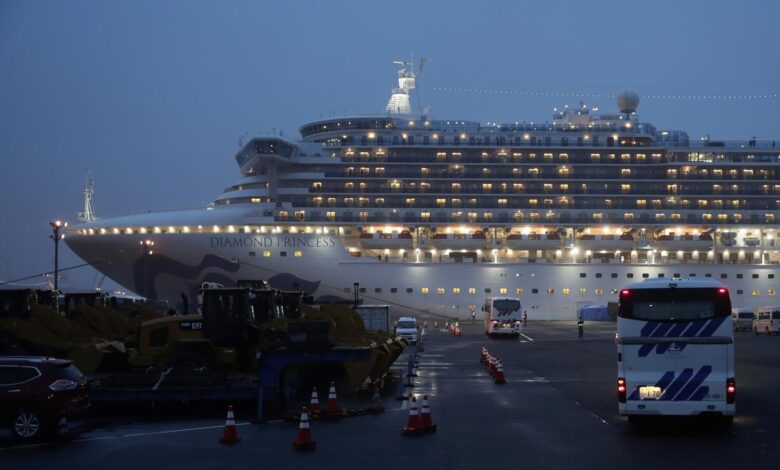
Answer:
738;312;754;319
619;288;731;321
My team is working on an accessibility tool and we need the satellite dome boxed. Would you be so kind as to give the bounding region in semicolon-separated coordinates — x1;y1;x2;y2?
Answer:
616;90;640;114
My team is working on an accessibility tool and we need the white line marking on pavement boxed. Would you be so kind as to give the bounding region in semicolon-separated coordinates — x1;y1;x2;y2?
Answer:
520;333;534;342
1;422;252;451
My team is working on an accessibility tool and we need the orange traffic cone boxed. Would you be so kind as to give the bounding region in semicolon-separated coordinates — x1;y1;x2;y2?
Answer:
323;381;342;419
218;405;241;444
484;353;492;371
292;407;316;451
494;361;507;385
402;397;422;436
308;387;320;414
419;395;437;433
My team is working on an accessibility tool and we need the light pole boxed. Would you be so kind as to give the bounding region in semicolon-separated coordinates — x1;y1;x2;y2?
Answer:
49;220;67;292
140;240;154;298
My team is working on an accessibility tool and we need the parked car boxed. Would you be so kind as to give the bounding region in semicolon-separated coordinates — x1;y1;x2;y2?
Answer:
753;307;780;335
0;357;90;440
731;307;754;332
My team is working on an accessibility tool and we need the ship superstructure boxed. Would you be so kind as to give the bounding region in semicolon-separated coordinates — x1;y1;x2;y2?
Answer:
65;63;780;319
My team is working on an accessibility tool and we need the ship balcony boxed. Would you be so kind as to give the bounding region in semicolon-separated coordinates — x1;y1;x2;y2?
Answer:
655;234;713;250
430;231;488;250
358;231;414;249
505;233;562;250
576;234;635;251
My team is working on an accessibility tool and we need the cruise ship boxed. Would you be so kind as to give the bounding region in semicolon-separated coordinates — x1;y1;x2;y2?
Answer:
65;62;780;319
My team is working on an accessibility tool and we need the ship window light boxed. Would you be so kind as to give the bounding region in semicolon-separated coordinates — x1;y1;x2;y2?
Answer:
139;228;147;234
294;251;302;257
182;226;190;233
168;226;176;233
99;228;106;234
125;228;133;234
198;225;203;231
153;227;161;234
213;226;220;233
368;132;376;139
499;288;509;295
263;251;271;257
547;288;555;295
437;288;445;295
421;288;429;295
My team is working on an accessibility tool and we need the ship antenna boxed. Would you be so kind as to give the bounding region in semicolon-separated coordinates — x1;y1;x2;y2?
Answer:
415;57;427;114
77;170;97;223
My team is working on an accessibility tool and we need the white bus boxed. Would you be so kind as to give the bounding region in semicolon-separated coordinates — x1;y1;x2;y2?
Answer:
483;297;522;338
616;279;735;423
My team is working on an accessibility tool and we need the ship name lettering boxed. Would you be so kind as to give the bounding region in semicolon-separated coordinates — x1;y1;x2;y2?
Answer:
210;236;335;249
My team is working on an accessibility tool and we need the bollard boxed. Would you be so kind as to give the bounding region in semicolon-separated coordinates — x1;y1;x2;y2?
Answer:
405;359;415;388
395;367;409;400
578;318;584;338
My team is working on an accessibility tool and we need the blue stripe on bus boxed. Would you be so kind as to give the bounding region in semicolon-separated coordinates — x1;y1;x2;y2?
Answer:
640;321;661;337
672;365;712;401
638;323;676;356
678;317;728;352
697;316;727;337
660;368;693;401
655;370;675;391
655;322;691;354
627;371;675;401
681;319;709;337
689;386;709;401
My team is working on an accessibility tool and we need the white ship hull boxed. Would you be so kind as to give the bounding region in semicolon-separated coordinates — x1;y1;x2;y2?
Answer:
65;207;780;320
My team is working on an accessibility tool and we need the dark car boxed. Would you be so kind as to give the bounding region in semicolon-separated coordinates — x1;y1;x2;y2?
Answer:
0;357;90;440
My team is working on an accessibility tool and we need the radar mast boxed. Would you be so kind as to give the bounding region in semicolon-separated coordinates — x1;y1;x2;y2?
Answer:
77;170;97;223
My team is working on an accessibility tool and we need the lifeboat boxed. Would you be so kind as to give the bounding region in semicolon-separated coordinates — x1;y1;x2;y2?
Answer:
430;230;488;250
576;233;635;251
655;233;713;250
505;232;561;250
358;230;413;249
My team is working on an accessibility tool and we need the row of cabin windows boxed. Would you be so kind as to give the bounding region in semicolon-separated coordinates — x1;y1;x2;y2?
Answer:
355;135;624;147
579;272;774;279
245;251;780;275
344;286;774;296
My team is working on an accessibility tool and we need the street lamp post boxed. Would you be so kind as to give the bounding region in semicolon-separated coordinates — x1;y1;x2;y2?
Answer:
49;220;67;292
140;240;154;298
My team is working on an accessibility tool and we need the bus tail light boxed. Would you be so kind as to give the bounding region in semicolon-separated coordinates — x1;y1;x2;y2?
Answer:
617;378;627;403
726;378;736;404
